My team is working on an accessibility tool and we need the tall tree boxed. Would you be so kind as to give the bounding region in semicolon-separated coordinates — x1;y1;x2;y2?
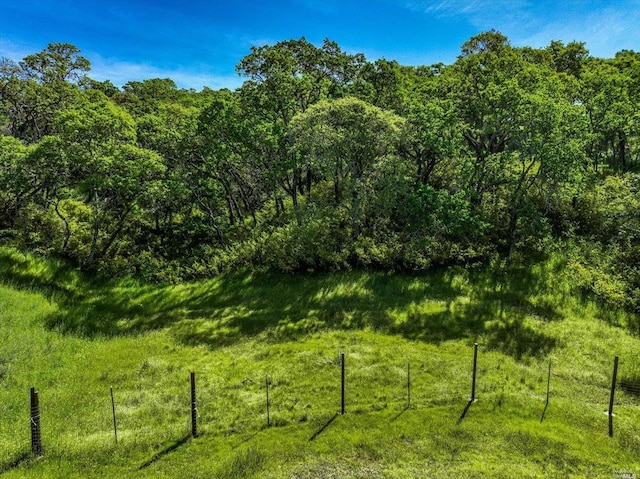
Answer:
54;91;164;270
236;38;365;215
451;31;588;251
582;59;635;172
21;42;90;85
0;43;89;142
290;97;405;238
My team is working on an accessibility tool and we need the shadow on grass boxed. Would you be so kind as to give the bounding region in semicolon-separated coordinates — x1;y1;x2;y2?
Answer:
485;318;557;360
139;435;191;469
0;247;84;302
309;413;338;441
0;452;31;474
457;400;475;424
238;431;259;445
45;268;467;342
540;402;549;423
390;405;410;422
0;247;564;359
619;375;640;398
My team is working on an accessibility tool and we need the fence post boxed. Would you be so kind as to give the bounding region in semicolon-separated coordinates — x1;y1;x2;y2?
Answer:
30;387;42;456
608;356;619;438
545;360;551;407
341;352;345;415
407;361;411;409
265;374;270;427
540;360;552;423
110;386;118;445
191;372;197;438
470;343;478;402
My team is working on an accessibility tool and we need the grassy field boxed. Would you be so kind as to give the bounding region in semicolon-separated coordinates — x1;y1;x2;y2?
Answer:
1;246;639;478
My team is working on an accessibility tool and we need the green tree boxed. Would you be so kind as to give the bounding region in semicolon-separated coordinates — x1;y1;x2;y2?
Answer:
546;40;589;78
196;89;268;229
134;101;206;256
582;58;637;172
0;43;88;142
451;31;588;251
236;38;365;214
400;80;462;187
290;97;405;238
21;42;90;84
0;136;32;228
54;91;165;270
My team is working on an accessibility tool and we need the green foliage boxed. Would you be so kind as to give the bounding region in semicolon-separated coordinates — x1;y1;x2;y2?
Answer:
404;185;485;241
0;136;30;228
21;42;90;85
0;34;639;318
4;32;640;478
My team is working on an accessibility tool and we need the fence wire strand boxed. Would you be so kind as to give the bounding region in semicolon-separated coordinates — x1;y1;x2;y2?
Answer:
14;348;640;460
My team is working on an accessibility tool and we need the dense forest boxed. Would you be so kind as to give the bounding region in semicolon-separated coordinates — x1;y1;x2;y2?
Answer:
1;31;639;314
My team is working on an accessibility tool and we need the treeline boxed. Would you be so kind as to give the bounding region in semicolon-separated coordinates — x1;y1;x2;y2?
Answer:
1;32;639;312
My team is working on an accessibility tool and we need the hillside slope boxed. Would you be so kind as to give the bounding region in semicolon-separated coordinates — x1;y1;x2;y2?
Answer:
0;249;639;478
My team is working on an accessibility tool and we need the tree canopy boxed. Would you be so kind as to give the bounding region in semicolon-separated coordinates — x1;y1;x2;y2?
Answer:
1;33;640;312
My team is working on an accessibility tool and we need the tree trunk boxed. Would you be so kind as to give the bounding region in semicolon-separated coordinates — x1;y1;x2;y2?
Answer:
351;183;361;240
619;131;627;171
52;200;71;252
305;163;312;199
86;190;101;269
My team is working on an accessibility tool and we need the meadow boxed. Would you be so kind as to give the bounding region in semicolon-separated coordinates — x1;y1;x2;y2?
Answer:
1;246;639;478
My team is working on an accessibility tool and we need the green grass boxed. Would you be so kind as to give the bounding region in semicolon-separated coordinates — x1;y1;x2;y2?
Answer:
0;247;639;478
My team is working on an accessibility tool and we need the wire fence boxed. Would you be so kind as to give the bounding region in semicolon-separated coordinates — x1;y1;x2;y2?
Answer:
7;344;640;468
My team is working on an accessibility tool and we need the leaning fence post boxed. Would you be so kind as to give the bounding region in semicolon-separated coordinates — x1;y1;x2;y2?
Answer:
470;343;479;402
190;372;197;438
30;387;42;456
110;386;118;445
340;352;345;415
608;356;619;438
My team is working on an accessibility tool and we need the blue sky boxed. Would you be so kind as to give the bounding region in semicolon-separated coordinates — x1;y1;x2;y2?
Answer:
1;1;639;90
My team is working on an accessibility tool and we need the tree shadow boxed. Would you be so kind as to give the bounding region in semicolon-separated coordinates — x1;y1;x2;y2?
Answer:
0;249;564;359
485;317;557;360
43;268;465;343
390;307;485;344
619;376;640;398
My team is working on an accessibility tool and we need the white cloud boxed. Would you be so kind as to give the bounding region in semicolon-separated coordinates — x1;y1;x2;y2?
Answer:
404;0;640;57
406;0;532;24
0;37;44;62
0;41;244;91
518;7;640;57
88;56;243;90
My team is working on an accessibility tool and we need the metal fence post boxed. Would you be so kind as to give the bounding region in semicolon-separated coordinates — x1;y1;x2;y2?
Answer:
471;343;478;402
608;356;619;438
30;387;42;456
191;372;197;438
341;352;345;415
111;386;118;445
